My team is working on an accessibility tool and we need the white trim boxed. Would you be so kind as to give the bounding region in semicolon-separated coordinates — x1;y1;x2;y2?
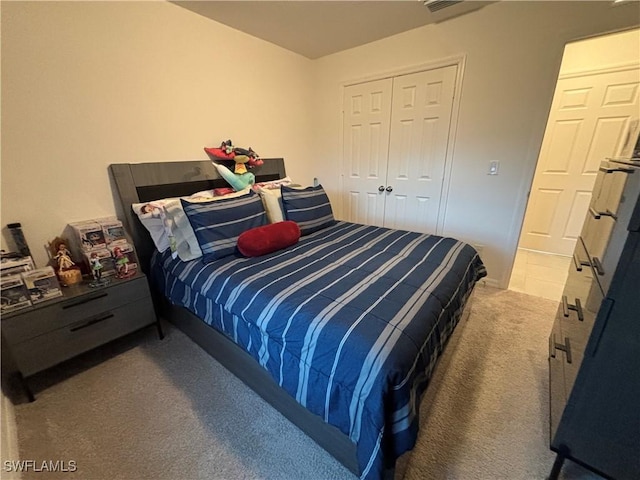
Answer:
337;54;467;235
436;55;466;235
517;247;572;258
479;277;501;289
337;107;345;219
342;54;467;87
559;61;640;80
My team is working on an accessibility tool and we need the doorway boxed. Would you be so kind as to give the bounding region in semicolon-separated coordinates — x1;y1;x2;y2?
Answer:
509;29;640;301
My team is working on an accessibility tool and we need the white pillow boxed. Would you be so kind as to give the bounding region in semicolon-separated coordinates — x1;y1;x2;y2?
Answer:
132;189;216;255
257;187;285;224
253;176;293;190
164;188;251;261
131;200;175;252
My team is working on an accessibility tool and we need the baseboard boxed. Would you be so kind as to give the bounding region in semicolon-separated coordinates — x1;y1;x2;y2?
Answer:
477;277;501;289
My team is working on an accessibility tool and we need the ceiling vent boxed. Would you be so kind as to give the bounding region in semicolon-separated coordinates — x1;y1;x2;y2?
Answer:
423;0;493;23
424;0;463;13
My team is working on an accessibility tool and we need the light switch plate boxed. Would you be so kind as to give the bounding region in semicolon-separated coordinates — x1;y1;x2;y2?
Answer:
488;161;499;175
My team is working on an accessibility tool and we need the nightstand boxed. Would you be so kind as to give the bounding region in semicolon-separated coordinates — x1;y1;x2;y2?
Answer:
1;272;163;401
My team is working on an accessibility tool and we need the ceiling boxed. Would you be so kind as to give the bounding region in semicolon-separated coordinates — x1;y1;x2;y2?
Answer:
172;1;493;59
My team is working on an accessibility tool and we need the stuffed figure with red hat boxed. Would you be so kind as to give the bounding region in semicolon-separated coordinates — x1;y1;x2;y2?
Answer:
204;140;264;191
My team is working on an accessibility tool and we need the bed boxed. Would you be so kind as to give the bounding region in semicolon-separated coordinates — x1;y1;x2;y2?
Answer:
109;158;486;480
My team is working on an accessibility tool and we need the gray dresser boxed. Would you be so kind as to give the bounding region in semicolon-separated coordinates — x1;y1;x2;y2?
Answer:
1;272;161;401
548;158;640;479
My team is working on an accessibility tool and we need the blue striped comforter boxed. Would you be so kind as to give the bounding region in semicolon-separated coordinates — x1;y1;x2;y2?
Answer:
151;221;486;479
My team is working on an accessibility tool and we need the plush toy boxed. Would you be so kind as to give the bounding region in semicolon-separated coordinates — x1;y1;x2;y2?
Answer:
204;140;262;165
210;161;255;191
233;154;250;175
204;140;263;191
204;139;235;161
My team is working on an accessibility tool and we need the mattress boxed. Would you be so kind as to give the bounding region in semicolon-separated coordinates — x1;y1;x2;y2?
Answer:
151;220;486;479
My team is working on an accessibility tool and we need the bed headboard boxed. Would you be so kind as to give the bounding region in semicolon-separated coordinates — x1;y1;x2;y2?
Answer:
109;158;286;273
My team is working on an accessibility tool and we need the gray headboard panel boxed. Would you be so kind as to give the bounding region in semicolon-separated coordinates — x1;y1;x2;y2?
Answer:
109;158;286;273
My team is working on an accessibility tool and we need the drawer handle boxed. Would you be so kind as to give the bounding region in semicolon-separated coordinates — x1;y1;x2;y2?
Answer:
592;256;605;276
562;295;584;321
572;254;583;272
62;292;108;309
599;165;635;174
573;253;591;270
589;207;617;221
550;334;572;364
69;312;114;332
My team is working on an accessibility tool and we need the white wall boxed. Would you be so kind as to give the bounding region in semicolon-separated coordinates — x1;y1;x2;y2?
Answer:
309;1;640;287
1;1;313;267
2;1;639;285
560;28;640;75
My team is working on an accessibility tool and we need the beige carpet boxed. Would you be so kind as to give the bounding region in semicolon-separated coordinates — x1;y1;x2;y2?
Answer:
9;285;603;480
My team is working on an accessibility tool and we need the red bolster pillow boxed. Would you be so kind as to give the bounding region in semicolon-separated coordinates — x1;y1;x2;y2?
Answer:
237;221;301;257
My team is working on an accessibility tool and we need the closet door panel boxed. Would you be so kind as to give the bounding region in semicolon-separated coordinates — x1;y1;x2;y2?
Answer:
342;79;393;227
387;65;457;234
384;193;431;232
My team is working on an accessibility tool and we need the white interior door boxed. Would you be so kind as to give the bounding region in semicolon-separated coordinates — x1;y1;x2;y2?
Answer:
520;67;640;255
385;66;457;233
342;78;393;227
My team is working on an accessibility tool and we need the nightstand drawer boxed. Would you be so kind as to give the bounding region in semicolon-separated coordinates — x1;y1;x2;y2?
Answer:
10;296;156;376
2;275;150;344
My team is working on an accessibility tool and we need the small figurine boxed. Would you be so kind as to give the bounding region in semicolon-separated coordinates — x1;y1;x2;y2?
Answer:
112;246;134;279
89;252;110;287
55;243;75;270
48;237;83;286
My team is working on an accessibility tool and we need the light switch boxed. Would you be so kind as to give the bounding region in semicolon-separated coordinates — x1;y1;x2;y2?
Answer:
488;161;499;175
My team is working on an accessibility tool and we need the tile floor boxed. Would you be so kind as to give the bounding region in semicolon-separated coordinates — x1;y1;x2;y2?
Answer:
508;248;572;302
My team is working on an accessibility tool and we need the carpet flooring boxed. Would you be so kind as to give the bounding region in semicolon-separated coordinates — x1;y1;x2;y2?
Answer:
9;285;604;480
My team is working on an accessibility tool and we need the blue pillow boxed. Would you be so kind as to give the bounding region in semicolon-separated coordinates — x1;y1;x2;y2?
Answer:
281;185;335;235
182;190;267;262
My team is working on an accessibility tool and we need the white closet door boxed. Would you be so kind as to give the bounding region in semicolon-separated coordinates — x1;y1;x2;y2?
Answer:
520;67;640;255
342;78;393;227
385;65;457;234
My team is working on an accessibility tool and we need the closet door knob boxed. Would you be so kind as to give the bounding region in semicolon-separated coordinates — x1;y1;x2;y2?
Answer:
378;185;385;192
386;186;393;192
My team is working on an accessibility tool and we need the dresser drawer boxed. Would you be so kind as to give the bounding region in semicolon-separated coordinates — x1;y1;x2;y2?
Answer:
563;347;585;399
2;275;150;344
10;296;156;376
580;211;615;264
560;258;604;355
549;314;567;442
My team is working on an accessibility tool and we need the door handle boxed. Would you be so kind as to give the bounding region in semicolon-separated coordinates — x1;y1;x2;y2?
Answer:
378;185;385;192
386;186;393;192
